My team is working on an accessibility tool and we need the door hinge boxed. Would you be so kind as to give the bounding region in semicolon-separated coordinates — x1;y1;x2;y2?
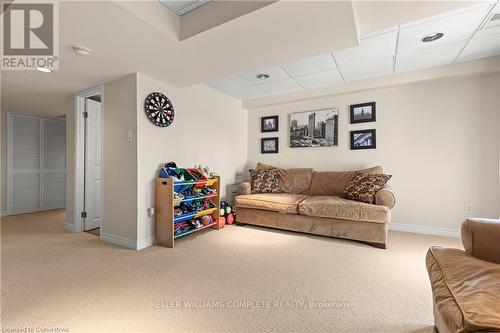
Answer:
83;111;88;118
81;211;87;218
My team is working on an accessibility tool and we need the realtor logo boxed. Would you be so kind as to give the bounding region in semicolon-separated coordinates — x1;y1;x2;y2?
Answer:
1;0;58;70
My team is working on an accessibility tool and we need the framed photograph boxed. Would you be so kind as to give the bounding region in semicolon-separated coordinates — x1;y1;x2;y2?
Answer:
261;137;279;154
261;115;279;132
350;102;376;124
289;108;338;148
350;129;376;150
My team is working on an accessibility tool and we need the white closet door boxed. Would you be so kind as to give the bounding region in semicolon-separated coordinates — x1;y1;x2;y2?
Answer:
42;119;66;210
10;115;41;214
9;114;66;215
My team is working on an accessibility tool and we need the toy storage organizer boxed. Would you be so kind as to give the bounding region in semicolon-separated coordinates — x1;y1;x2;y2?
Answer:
155;173;221;248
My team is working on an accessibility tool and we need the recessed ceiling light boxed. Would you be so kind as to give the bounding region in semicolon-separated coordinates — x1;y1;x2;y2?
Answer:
422;32;444;43
36;67;52;73
256;73;270;80
73;45;92;56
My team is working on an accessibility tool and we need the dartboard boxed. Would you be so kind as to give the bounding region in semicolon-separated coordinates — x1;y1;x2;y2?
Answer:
144;92;175;127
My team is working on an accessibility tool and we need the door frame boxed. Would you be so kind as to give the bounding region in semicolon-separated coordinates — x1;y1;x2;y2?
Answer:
74;85;104;233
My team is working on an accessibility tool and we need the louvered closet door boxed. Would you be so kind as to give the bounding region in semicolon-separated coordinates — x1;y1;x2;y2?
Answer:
9;114;66;214
42;119;66;210
11;115;42;214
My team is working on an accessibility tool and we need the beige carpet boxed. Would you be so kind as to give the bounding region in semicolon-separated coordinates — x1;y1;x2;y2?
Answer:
1;210;462;333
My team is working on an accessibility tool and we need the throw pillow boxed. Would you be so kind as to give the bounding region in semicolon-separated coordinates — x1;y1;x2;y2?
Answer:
342;174;392;204
250;168;283;194
359;165;383;174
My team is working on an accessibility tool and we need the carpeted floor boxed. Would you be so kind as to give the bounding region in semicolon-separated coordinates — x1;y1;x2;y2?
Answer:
1;210;462;333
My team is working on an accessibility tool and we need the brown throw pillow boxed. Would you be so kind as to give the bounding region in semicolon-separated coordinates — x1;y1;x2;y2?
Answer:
342;174;392;204
250;168;283;194
359;165;383;174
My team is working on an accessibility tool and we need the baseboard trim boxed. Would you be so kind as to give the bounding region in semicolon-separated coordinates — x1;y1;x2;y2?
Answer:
389;223;460;238
0;210;9;217
137;236;156;250
64;223;77;232
101;232;137;250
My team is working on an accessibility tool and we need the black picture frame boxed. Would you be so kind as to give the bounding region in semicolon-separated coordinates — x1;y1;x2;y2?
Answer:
350;129;376;150
289;108;339;148
350;102;376;124
261;137;279;154
261;115;279;132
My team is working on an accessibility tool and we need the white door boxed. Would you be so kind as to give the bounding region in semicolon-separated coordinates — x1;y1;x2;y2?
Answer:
42;119;66;210
84;99;102;231
10;115;41;214
8;114;66;215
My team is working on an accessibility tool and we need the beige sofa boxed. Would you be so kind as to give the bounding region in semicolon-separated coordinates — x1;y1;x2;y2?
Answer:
235;164;395;248
426;218;500;333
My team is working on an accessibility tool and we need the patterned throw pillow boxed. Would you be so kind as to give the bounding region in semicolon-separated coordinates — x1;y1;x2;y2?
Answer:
250;168;283;194
342;174;392;204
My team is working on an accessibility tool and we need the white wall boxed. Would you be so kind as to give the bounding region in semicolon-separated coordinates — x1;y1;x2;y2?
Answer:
101;74;138;241
65;74;138;243
136;73;248;247
246;74;500;230
63;71;497;248
63;73;246;249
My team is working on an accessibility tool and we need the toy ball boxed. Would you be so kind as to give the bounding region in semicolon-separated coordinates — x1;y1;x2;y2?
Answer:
227;213;234;225
201;215;213;226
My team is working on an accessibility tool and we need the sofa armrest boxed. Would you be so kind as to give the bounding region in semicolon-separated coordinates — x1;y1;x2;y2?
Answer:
461;218;500;264
375;184;395;209
237;182;251;195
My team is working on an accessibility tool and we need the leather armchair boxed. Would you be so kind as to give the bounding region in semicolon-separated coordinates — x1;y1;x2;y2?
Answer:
461;218;500;264
426;218;500;333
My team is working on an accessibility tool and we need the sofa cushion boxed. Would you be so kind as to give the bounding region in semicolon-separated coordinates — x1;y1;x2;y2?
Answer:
426;247;500;333
298;196;390;223
256;162;313;194
342;174;392;204
309;171;357;196
235;193;307;214
250;168;283;194
308;166;384;196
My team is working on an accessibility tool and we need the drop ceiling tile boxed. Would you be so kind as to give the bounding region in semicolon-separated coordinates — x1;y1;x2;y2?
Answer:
256;78;302;95
398;4;491;52
396;41;466;73
281;53;336;77
207;3;498;101
240;66;290;85
475;4;500;38
340;57;394;82
458;33;500;62
333;30;397;68
475;24;500;38
208;76;267;100
160;0;209;16
294;69;343;88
